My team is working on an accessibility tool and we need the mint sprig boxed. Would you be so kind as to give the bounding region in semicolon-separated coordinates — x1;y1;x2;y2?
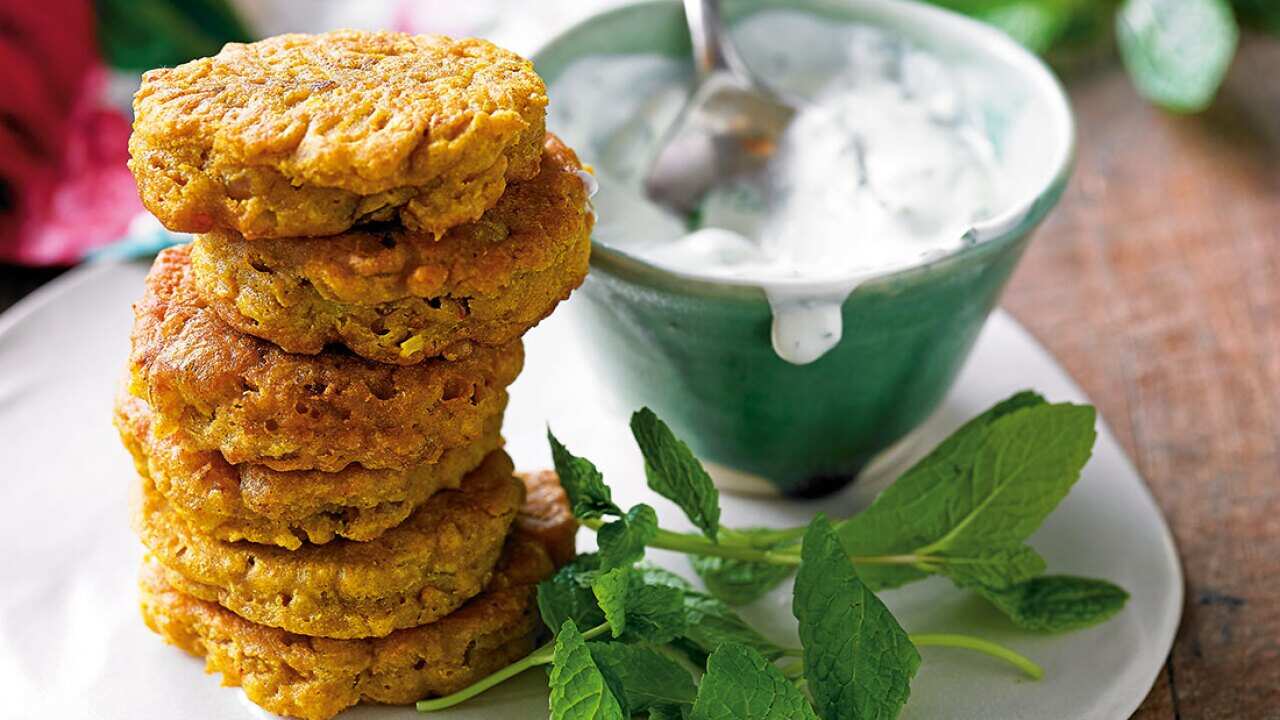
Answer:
571;393;1114;631
420;392;1130;718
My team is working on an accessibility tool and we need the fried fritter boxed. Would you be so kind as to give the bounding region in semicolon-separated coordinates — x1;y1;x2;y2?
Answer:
135;450;524;639
190;134;592;365
114;393;503;549
128;245;521;472
129;31;547;239
139;536;544;720
137;473;576;720
515;470;577;568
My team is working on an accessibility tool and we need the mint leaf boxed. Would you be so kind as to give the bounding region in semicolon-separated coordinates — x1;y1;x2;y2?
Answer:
549;429;622;520
635;565;697;591
592;567;633;638
538;556;606;632
590;567;688;644
588;643;697;711
549;620;626;720
974;575;1130;632
836;396;1095;592
689;643;819;720
598;504;659;571
690;554;794;607
976;389;1049;418
621;584;688;645
633;566;784;663
544;562;688;644
939;545;1047;590
690;528;797;605
919;402;1096;555
1117;0;1238;112
595;655;633;719
836;392;1048;589
795;515;920;720
648;706;688;720
630;408;721;541
678;591;786;663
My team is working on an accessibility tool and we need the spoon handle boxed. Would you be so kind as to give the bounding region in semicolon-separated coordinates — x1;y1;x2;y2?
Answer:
682;0;750;80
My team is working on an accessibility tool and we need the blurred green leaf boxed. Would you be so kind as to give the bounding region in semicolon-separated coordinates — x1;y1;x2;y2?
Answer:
1116;0;1239;112
1058;0;1121;40
926;0;1116;60
95;0;251;71
1232;0;1280;34
928;0;1026;14
977;1;1077;54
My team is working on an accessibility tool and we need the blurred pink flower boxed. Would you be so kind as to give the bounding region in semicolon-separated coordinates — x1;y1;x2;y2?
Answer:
391;0;496;37
0;0;141;266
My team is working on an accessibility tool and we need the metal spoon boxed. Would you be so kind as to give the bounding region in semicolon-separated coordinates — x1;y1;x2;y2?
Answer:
643;0;796;215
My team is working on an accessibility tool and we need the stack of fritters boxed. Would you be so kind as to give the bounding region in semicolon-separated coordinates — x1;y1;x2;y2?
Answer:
116;30;590;720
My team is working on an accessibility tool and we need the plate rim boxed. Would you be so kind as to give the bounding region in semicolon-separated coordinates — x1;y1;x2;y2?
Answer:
0;260;1185;719
991;312;1185;719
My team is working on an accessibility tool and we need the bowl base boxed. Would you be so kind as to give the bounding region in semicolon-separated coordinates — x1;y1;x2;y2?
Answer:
701;460;782;497
702;420;933;499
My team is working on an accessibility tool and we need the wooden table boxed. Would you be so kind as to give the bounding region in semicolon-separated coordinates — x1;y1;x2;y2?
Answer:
2;35;1277;720
1004;34;1280;720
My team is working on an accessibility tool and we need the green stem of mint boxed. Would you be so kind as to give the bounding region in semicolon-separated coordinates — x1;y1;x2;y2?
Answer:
583;519;932;568
778;659;805;680
908;634;1044;680
777;634;1042;681
416;622;611;712
718;525;808;546
646;527;805;565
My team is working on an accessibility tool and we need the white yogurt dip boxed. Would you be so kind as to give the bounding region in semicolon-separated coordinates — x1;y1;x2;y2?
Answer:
548;11;1010;364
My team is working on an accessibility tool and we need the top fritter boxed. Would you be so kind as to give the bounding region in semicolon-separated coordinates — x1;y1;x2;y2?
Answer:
129;31;547;239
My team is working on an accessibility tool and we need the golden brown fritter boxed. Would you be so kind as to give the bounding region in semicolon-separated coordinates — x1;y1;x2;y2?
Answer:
190;134;593;365
515;470;578;568
137;473;575;720
139;535;551;720
129;31;547;239
128;245;522;472
114;392;503;549
134;450;525;639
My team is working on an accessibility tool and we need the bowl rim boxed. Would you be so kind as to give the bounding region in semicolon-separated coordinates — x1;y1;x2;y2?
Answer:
533;0;1076;295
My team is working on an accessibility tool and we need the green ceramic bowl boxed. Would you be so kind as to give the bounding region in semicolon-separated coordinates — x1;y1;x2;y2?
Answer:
534;0;1074;497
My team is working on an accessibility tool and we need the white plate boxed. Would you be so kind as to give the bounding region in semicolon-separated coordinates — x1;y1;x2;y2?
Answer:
0;261;1180;720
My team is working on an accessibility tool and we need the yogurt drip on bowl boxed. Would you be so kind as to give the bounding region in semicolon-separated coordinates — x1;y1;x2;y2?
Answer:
548;12;1005;364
